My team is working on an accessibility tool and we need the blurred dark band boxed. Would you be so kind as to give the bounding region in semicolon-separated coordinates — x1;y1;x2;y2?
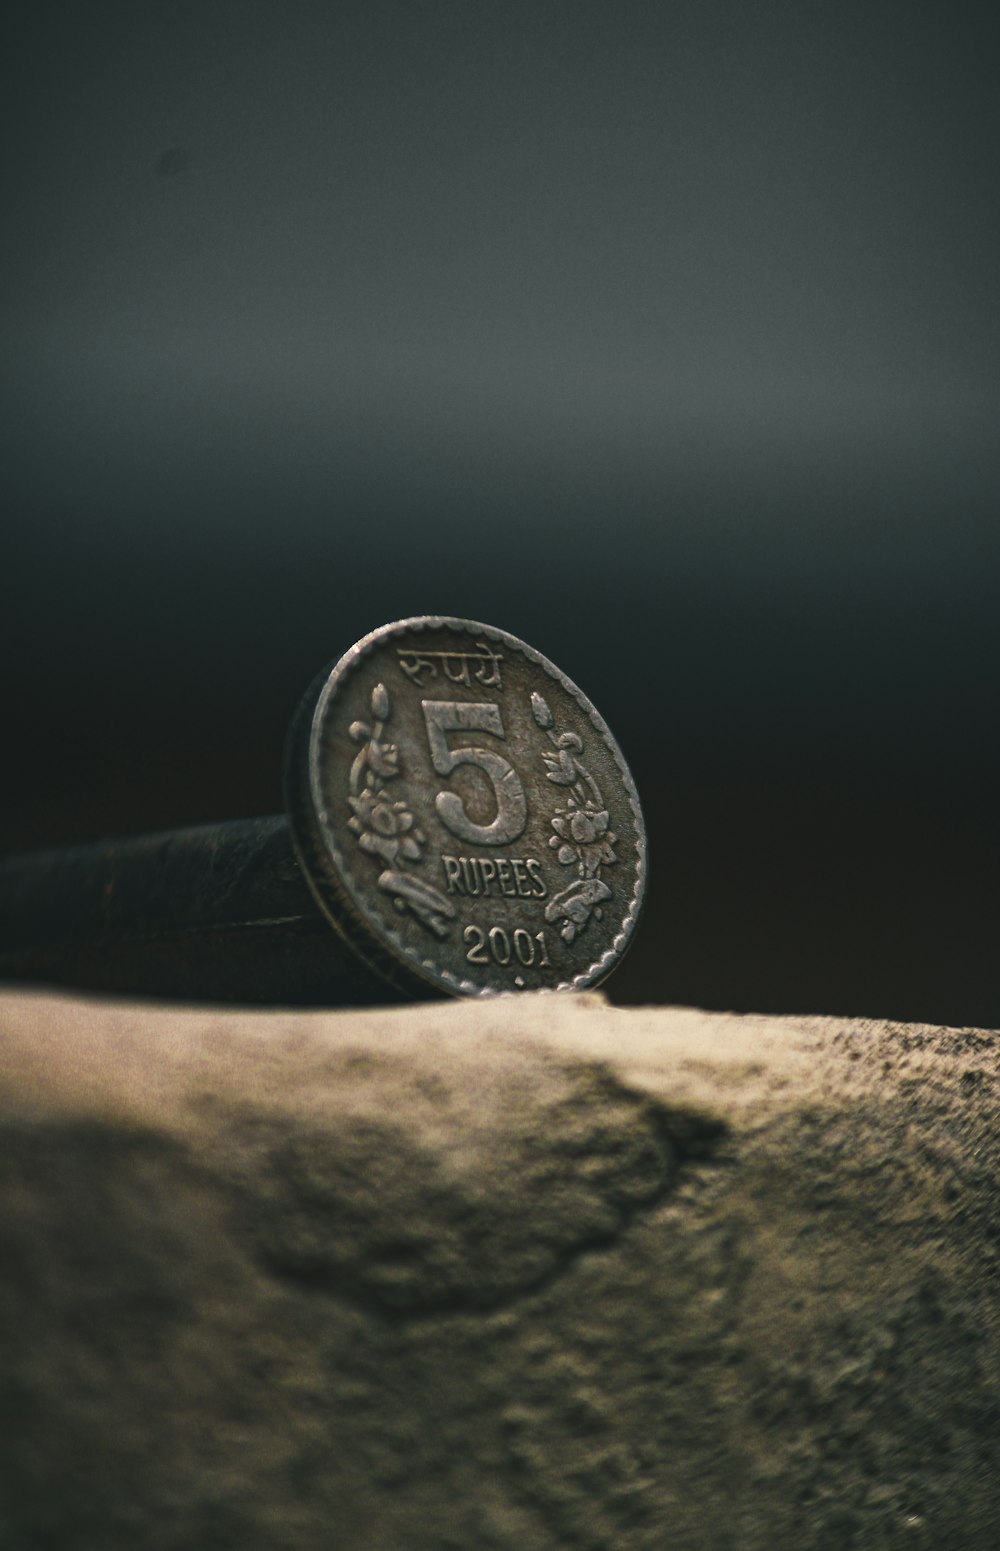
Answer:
0;819;406;1006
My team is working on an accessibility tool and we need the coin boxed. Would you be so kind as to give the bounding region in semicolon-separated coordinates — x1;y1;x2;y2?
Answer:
285;617;647;997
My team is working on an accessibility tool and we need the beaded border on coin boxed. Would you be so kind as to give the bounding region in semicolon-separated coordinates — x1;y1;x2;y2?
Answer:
285;616;647;998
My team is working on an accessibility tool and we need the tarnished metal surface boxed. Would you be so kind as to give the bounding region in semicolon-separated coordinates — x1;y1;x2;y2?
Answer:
286;617;646;997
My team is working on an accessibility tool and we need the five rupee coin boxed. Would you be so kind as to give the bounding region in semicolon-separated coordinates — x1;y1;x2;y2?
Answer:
285;616;647;997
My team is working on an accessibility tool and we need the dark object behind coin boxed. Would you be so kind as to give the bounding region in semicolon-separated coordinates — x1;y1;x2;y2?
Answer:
0;618;646;1003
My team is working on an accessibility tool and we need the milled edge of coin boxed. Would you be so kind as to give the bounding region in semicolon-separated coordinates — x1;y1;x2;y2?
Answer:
285;616;648;998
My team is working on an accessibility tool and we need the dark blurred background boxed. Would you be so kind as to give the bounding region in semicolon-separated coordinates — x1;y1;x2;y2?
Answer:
2;2;998;1023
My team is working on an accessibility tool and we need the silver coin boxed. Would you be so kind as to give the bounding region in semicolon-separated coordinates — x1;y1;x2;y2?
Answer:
285;617;647;997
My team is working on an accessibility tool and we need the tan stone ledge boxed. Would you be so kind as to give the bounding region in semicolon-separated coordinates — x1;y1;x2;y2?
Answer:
1;989;998;1549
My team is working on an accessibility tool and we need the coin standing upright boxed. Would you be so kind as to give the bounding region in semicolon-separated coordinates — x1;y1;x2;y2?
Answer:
285;616;647;997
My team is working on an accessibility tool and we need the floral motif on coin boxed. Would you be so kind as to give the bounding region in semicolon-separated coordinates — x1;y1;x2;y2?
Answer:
530;691;617;944
348;684;455;939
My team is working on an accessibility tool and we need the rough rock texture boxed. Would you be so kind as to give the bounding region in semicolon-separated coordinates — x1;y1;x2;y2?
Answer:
1;990;998;1550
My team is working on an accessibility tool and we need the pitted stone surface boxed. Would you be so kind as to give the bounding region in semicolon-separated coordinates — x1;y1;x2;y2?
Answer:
0;990;998;1549
215;1051;685;1317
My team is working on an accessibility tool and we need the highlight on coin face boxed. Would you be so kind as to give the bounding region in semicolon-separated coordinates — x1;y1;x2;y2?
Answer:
286;617;647;997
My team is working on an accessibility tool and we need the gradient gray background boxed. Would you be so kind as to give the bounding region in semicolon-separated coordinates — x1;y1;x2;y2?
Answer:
3;1;998;1020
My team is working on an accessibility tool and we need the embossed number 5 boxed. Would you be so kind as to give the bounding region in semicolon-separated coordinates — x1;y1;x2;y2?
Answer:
421;700;528;846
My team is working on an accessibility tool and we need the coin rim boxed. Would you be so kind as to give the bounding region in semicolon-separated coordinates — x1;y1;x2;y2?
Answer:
285;616;647;997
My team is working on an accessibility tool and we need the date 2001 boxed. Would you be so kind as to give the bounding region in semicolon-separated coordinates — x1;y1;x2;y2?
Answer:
464;925;551;969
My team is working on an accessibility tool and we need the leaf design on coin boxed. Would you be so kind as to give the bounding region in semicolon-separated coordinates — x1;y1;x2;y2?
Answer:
531;692;617;943
347;683;455;939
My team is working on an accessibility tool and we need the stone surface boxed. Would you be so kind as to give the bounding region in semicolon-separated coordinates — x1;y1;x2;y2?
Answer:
0;989;998;1549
